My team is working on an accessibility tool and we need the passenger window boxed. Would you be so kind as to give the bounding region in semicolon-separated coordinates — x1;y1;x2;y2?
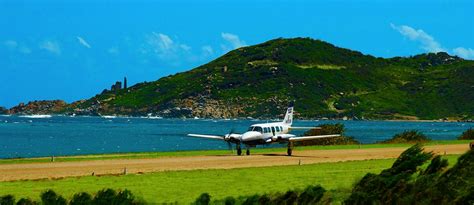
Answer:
280;126;283;131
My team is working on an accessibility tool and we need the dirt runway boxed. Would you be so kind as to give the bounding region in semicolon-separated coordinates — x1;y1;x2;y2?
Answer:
0;144;469;182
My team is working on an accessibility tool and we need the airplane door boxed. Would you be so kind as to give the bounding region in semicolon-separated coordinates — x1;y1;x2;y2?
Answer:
271;127;275;136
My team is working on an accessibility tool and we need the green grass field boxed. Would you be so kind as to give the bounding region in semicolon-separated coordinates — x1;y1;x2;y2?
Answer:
0;155;461;204
0;140;469;165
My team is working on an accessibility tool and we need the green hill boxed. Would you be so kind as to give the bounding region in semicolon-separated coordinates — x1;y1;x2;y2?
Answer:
15;38;474;120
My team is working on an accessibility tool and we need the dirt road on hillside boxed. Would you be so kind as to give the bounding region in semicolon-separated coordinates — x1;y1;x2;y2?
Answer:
0;144;469;181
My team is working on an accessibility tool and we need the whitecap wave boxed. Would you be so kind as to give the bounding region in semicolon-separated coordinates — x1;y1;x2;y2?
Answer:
19;115;52;119
101;115;117;119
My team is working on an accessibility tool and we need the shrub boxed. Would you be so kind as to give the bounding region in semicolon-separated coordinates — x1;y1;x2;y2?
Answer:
223;196;236;205
0;195;15;205
15;198;37;205
40;190;66;205
297;185;326;205
70;192;92;205
93;189;117;205
299;123;360;146
381;130;430;143
458;128;474;140
194;193;210;205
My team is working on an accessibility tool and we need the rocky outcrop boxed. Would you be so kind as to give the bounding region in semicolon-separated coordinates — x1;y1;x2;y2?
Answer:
8;100;68;115
0;106;8;114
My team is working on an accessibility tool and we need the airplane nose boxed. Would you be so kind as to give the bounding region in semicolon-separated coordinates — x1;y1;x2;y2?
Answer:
242;131;261;141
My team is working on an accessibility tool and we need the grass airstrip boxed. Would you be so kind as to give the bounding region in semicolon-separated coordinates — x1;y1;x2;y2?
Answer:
0;140;469;204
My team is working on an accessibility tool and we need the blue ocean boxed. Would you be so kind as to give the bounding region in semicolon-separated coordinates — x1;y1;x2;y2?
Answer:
0;115;472;159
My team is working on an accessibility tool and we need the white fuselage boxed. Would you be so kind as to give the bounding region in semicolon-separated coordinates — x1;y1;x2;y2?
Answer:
239;122;294;146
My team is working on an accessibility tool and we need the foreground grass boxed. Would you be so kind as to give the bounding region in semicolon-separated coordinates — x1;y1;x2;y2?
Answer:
0;140;469;165
0;155;461;204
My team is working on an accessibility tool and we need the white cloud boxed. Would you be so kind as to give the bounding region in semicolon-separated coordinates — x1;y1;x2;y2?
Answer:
201;45;214;56
4;40;18;49
39;40;61;55
146;32;192;59
18;46;31;54
221;32;246;49
76;36;91;48
390;23;445;53
390;23;474;60
3;40;31;54
453;47;474;59
108;47;119;55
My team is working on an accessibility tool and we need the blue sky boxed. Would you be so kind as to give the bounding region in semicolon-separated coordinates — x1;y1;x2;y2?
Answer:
1;0;473;108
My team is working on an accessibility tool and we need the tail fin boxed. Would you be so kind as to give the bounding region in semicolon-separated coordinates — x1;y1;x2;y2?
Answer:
283;101;294;125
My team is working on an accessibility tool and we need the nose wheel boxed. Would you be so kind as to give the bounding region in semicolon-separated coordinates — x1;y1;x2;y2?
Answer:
236;144;242;156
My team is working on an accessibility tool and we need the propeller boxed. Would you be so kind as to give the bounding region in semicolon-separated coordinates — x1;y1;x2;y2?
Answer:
225;128;235;153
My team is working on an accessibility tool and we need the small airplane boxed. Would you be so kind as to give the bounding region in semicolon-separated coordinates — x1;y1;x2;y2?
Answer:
187;102;340;156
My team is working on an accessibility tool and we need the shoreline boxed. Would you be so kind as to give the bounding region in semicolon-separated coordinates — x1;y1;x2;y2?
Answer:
1;114;473;123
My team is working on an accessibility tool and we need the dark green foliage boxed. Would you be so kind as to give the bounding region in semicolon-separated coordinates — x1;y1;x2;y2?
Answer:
194;193;210;205
70;192;92;205
200;184;326;205
299;123;360;145
15;198;37;205
92;189;116;205
3;189;140;205
458;128;474;140
91;189;137;205
346;145;474;205
223;196;236;205
0;195;15;205
241;195;260;205
345;144;433;204
40;190;66;205
297;185;326;205
381;130;430;143
421;155;448;175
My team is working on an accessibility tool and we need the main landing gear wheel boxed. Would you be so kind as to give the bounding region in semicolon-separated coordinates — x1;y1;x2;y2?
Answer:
246;149;250;155
287;142;293;156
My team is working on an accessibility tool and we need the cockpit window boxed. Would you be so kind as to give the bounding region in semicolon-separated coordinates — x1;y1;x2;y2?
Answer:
248;126;254;131
254;126;263;133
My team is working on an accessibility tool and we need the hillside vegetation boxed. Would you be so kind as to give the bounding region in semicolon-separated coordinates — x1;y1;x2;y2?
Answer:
9;38;474;120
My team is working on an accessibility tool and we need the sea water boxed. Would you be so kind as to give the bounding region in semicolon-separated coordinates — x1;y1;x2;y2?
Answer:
0;115;472;158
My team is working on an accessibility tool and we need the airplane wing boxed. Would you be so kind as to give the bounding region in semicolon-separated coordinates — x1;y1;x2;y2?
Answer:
288;134;340;142
187;134;225;140
289;127;321;130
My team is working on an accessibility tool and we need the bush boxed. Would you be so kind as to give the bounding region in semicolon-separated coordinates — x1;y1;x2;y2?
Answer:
458;128;474;140
70;192;92;205
0;195;15;205
298;123;360;146
297;185;326;205
40;190;66;205
381;130;430;143
223;196;236;205
194;193;210;205
346;144;474;205
15;198;37;205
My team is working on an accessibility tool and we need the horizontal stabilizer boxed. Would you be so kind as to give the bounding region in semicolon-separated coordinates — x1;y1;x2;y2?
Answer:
289;127;321;130
288;134;340;142
187;134;225;140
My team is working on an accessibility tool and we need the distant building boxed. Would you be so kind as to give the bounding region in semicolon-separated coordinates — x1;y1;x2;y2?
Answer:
111;81;122;92
124;77;127;89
